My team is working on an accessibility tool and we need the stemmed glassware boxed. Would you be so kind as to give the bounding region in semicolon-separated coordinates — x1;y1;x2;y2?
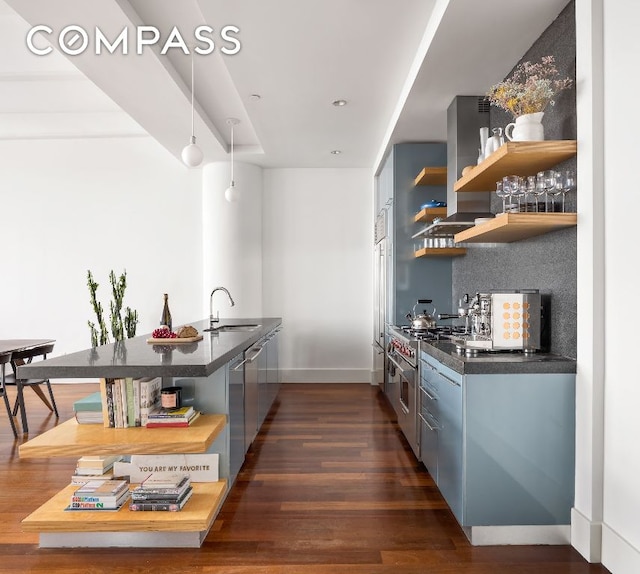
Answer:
503;175;523;212
557;169;576;212
537;170;557;213
494;171;576;214
495;181;508;214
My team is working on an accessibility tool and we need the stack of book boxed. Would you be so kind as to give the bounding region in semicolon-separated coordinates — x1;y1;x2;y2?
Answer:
146;406;201;428
99;377;162;428
71;455;122;485
73;391;103;424
67;479;130;511
129;474;193;512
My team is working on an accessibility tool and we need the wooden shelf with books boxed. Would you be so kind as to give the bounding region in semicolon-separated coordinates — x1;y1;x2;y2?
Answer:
22;481;227;534
19;414;226;459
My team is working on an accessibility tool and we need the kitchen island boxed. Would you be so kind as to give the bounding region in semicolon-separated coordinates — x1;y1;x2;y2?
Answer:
17;317;282;549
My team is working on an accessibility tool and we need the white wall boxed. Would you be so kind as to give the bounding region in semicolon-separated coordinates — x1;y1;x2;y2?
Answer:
0;137;203;360
599;1;640;572
262;168;373;383
202;161;263;320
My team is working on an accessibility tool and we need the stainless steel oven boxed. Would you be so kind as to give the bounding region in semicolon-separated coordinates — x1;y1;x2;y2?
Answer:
387;327;419;458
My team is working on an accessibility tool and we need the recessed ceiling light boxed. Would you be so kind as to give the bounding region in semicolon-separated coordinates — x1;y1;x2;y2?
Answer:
330;150;342;155
249;94;261;101
332;99;347;107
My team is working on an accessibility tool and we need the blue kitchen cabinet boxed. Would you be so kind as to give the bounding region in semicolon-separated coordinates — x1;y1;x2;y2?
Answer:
419;349;575;542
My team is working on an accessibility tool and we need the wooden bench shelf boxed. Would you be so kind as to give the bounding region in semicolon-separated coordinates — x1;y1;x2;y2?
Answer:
454;212;577;243
22;481;227;533
414;167;447;186
19;414;227;459
453;141;577;193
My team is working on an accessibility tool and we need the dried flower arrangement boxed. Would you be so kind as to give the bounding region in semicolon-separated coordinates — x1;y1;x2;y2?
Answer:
486;55;573;118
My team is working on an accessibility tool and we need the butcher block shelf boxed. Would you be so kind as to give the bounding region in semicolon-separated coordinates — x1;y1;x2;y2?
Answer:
414;167;447;186
454;212;577;244
22;481;227;533
415;247;467;257
19;414;226;459
453;141;577;192
414;206;447;223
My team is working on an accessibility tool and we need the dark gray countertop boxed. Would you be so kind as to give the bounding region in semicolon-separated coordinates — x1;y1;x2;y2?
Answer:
420;340;576;375
17;318;282;379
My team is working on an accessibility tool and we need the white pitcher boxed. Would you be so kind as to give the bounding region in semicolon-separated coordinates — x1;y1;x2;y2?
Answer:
505;112;545;142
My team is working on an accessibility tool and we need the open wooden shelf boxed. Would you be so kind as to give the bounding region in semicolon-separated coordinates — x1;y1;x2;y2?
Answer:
454;212;577;243
414;206;447;223
414;167;447;186
19;414;227;459
22;481;227;533
453;141;577;193
414;247;467;258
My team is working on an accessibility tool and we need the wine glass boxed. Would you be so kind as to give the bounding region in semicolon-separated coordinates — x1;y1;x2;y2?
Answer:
559;170;576;212
495;181;508;214
503;175;523;212
533;173;546;212
525;175;537;212
548;171;564;213
537;170;557;213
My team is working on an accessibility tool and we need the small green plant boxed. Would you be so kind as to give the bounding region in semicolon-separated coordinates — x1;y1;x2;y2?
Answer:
87;269;138;347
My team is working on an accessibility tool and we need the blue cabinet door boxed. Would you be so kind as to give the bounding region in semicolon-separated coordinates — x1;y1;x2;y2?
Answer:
434;366;463;523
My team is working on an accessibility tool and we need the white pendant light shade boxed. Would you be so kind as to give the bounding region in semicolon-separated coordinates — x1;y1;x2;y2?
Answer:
225;118;240;203
182;138;203;167
182;54;203;168
225;181;239;202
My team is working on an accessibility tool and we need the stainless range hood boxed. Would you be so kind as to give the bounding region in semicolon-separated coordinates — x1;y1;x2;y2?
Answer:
444;96;494;226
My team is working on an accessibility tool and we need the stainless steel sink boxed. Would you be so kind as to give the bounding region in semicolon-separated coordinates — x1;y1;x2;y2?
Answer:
204;324;261;332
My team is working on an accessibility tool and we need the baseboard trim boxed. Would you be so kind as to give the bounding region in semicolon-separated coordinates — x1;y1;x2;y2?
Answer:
602;523;640;574
464;524;571;546
280;369;371;383
571;507;602;562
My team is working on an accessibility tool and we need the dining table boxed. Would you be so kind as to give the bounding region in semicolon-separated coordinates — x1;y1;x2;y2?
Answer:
0;339;56;430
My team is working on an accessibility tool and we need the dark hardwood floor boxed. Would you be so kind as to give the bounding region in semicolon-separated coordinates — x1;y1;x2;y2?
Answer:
0;382;610;573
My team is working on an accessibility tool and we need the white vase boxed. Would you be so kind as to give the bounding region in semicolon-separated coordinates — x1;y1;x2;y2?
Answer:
505;112;545;142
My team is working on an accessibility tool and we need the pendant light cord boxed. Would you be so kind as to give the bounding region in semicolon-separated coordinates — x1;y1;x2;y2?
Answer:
230;123;234;183
190;54;195;141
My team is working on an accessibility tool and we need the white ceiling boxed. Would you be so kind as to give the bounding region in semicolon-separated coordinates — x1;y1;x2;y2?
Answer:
1;0;570;171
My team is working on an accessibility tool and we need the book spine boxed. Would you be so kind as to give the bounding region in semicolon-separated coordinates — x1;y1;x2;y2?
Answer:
119;379;128;428
71;496;121;504
99;378;111;428
125;377;135;427
133;378;141;427
105;380;115;428
145;421;190;428
129;501;182;511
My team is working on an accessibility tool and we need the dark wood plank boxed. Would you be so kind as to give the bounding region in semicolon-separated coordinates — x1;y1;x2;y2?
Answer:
0;382;610;573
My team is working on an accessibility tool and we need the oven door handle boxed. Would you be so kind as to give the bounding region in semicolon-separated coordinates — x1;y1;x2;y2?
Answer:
387;354;414;379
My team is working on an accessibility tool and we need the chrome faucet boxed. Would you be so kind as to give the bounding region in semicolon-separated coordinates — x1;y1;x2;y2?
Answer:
210;287;235;326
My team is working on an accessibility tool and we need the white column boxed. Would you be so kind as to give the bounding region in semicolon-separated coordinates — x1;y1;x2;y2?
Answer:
572;0;605;564
202;161;263;320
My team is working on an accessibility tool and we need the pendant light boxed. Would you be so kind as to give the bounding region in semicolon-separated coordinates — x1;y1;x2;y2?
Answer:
181;53;203;167
225;118;240;202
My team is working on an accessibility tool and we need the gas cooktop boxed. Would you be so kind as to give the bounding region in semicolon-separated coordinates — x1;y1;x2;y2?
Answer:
395;325;467;342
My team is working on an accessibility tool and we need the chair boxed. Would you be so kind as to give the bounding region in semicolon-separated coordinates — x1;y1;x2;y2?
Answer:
0;352;18;438
7;343;58;434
